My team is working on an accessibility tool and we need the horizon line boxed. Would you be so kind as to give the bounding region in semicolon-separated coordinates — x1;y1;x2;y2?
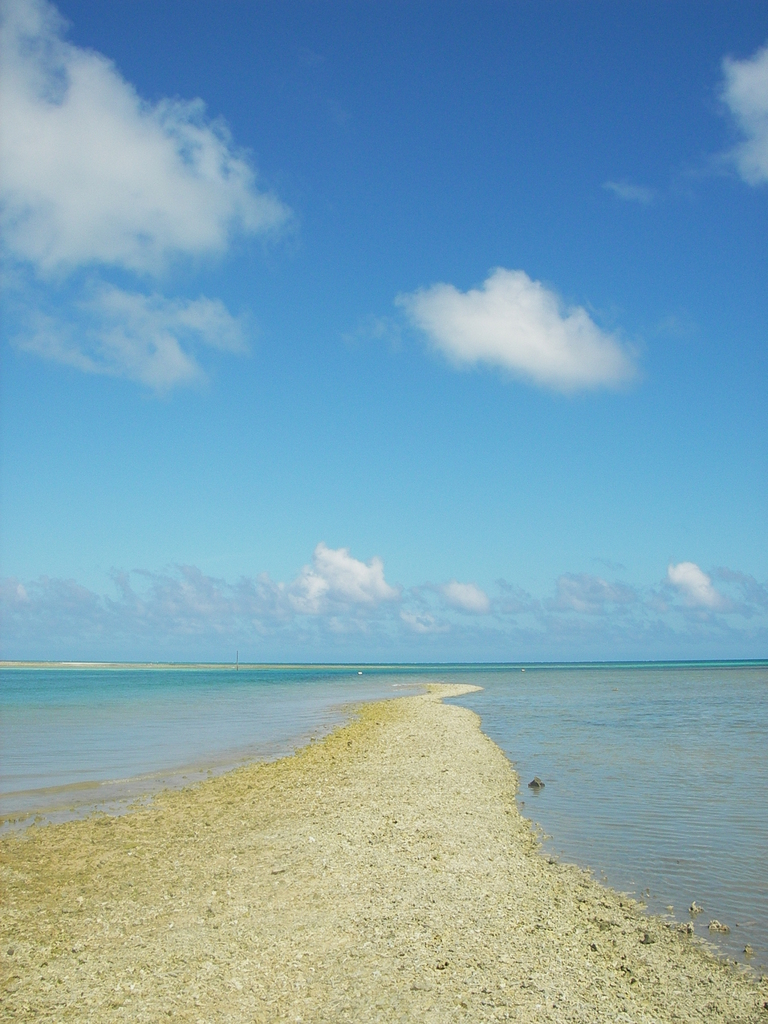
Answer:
2;659;766;671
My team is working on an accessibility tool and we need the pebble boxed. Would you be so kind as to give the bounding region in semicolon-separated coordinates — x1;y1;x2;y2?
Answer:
708;920;731;934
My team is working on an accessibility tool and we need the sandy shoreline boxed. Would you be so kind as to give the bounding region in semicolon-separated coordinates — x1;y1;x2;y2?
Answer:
1;685;765;1022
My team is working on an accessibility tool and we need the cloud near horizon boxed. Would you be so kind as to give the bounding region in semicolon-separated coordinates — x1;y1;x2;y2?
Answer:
399;610;449;635
397;268;637;393
0;0;289;390
2;551;766;662
0;544;400;654
440;580;490;614
549;573;638;615
289;543;400;614
721;41;768;185
667;561;727;610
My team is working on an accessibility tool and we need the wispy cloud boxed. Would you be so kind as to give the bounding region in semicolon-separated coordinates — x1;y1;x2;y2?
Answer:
721;41;768;185
713;567;768;613
548;573;637;615
0;0;289;390
651;313;698;340
603;180;656;205
400;610;449;635
440;580;490;614
19;286;248;390
494;580;538;617
342;314;402;351
397;268;637;393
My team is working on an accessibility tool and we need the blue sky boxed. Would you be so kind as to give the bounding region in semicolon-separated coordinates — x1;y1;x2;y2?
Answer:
1;0;766;661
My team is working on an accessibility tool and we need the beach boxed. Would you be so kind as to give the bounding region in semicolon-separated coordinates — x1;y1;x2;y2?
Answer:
1;684;765;1022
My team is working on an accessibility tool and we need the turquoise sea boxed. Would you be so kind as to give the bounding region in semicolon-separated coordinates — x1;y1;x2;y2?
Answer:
1;661;766;973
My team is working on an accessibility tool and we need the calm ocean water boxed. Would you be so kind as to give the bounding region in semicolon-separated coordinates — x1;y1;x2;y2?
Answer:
1;662;766;972
447;662;768;974
0;665;426;822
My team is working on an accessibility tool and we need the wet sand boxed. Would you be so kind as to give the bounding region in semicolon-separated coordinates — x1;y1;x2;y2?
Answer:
1;685;765;1022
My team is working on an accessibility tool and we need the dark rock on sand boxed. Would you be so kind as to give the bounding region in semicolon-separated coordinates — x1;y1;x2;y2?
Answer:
528;777;545;789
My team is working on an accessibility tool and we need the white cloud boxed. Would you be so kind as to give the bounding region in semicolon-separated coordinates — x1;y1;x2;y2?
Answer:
1;0;285;391
0;0;289;275
397;268;637;392
721;42;768;185
550;573;637;615
289;543;400;614
440;580;490;614
667;562;726;610
603;180;656;204
20;286;248;390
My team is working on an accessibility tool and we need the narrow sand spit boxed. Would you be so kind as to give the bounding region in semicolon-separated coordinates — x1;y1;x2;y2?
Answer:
1;685;766;1022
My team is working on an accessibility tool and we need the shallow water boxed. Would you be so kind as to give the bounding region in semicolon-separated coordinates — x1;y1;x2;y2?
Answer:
1;661;766;973
447;663;768;973
0;665;425;823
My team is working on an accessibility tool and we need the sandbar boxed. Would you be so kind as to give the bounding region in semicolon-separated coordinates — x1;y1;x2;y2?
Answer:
1;685;765;1021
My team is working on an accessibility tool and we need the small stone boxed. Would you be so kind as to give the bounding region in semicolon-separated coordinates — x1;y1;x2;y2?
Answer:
708;920;730;934
640;932;655;944
528;777;544;790
6;947;14;956
677;922;694;936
